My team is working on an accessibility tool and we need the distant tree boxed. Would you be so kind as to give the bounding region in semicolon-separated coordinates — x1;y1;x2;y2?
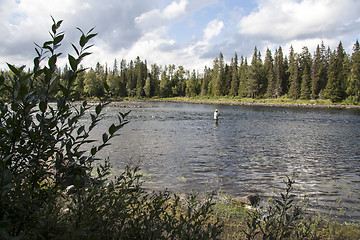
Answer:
84;69;103;97
211;57;221;96
186;70;197;97
144;75;151;97
201;66;212;96
229;53;239;96
264;48;275;98
238;56;249;97
248;47;264;98
112;58;119;75
223;64;231;95
324;51;342;102
274;47;286;97
160;69;171;97
288;47;301;100
300;65;311;99
311;44;325;99
346;40;360;101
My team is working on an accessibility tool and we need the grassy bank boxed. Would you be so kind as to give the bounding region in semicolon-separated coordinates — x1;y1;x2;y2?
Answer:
211;200;360;239
114;96;360;109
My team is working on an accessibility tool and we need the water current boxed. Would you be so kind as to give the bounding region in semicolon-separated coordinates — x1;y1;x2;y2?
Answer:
87;101;360;221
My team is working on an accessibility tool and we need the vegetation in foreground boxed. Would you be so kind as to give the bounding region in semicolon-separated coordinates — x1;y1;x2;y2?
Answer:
0;18;359;240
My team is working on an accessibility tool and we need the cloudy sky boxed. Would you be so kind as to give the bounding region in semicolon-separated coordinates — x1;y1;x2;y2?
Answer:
1;0;360;72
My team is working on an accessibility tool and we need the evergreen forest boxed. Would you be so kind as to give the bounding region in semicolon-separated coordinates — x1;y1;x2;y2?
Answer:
2;40;360;103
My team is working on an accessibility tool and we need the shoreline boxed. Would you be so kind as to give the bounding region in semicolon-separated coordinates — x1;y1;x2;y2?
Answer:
95;98;360;110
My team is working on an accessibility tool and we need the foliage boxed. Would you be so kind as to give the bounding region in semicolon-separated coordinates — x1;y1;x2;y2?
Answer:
242;177;304;240
3;37;360;104
0;18;222;239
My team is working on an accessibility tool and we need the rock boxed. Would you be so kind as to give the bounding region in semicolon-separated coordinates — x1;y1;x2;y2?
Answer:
231;194;260;206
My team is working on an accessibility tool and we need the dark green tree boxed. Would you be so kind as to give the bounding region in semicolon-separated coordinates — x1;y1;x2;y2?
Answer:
264;48;275;98
229;53;239;96
201;66;212;96
346;40;360;102
288;47;301;100
274;47;286;97
238;56;249;97
324;51;342;102
248;47;264;98
300;65;311;99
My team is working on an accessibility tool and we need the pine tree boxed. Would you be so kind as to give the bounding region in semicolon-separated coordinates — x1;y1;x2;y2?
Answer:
248;47;264;98
264;48;275;98
299;47;312;99
186;70;197;97
324;51;342;102
229;53;239;96
311;44;323;99
160;68;171;97
274;47;286;97
300;65;311;99
238;57;248;97
288;46;300;100
211;57;221;96
347;40;360;101
201;66;211;96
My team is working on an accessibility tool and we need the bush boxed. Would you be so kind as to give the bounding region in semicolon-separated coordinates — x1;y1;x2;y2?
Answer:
0;18;222;239
242;176;304;240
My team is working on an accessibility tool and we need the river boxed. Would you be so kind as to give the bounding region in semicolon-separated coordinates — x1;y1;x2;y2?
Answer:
87;101;360;221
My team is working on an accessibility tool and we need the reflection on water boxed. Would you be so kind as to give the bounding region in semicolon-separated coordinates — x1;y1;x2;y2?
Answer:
91;101;360;221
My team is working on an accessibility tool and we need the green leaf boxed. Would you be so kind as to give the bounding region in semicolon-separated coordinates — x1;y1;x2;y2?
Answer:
95;104;102;115
87;33;98;41
54;34;64;45
39;101;47;113
68;54;77;71
72;43;80;56
104;81;110;92
91;146;97;155
109;124;116;135
80;35;87;48
79;52;92;60
3;169;12;185
77;125;85;135
102;133;108;143
6;63;20;77
48;55;57;68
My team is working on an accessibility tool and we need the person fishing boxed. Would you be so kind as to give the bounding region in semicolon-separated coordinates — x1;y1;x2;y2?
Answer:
214;109;219;125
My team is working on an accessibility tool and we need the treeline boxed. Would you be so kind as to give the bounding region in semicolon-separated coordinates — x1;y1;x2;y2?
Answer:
2;40;360;102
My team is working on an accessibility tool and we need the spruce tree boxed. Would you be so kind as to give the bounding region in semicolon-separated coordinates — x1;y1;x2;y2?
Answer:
311;45;323;99
238;57;248;97
347;40;360;101
264;48;275;98
229;53;239;96
274;47;286;97
288;46;301;99
248;47;264;98
300;66;311;99
324;51;342;102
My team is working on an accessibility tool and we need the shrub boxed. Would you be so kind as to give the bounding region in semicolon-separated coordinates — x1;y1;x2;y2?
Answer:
242;176;304;240
0;18;222;239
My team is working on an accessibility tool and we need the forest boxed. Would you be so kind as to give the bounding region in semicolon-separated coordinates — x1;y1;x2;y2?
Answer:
2;40;360;103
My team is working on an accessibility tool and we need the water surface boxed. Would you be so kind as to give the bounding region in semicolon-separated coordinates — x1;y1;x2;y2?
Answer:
91;101;360;221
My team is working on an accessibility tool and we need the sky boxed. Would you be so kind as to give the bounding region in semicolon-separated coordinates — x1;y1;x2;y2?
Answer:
1;0;360;72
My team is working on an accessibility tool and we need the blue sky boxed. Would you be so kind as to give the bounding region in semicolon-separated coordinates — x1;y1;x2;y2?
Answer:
1;0;360;72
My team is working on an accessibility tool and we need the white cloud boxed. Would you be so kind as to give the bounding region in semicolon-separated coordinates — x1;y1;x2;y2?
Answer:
135;0;188;30
239;0;360;42
204;19;224;40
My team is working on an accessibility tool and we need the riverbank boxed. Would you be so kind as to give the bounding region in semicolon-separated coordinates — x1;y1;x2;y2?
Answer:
108;96;360;110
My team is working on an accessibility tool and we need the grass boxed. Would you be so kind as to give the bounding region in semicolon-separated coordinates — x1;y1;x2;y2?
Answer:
112;96;360;109
209;196;360;240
